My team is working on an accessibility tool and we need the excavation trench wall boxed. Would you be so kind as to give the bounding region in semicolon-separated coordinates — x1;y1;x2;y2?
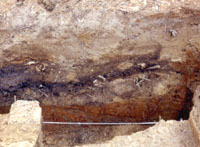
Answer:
0;0;200;122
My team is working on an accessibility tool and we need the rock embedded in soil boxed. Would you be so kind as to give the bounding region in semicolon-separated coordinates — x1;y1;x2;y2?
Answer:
0;100;42;147
0;0;200;122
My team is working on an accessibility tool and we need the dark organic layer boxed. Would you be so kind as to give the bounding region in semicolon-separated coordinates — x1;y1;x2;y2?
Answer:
0;45;198;122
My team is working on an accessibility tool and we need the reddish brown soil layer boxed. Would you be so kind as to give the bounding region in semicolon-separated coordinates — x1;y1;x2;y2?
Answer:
42;91;186;122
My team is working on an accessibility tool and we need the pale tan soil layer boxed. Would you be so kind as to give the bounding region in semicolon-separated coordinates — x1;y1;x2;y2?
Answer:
0;0;200;123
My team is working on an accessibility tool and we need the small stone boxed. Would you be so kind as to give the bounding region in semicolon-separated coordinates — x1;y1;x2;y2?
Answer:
153;83;167;96
66;72;78;82
137;63;146;69
169;29;177;37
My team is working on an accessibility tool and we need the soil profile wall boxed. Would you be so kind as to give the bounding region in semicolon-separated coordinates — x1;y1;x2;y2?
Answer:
0;0;200;122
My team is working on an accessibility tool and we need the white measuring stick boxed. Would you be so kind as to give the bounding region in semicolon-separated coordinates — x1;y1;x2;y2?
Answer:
43;118;184;125
43;121;157;125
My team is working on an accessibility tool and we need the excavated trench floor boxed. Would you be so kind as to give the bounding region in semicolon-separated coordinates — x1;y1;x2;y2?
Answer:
42;124;151;147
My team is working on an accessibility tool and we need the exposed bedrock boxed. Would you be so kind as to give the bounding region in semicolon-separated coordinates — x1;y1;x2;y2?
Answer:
0;0;200;122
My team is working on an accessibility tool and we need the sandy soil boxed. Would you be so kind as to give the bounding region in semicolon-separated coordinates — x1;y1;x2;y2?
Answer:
43;124;151;147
